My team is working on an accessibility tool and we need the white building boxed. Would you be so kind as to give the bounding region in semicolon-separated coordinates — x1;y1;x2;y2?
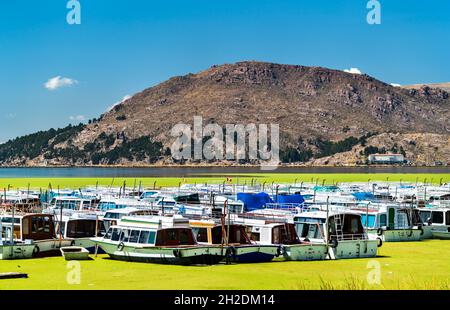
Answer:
368;153;405;164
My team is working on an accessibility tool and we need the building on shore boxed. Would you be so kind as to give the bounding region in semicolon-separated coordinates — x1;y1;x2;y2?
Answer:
368;153;405;165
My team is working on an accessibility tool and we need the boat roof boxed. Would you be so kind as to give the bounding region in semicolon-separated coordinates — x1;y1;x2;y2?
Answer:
118;215;189;229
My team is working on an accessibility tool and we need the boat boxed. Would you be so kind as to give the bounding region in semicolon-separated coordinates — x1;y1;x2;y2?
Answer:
0;220;35;260
189;219;279;263
0;213;72;257
418;207;450;239
60;246;90;260
92;215;224;265
354;204;425;242
240;220;328;261
293;210;380;259
54;213;106;253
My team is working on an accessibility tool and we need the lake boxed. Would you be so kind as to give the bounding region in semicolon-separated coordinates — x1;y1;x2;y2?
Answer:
0;166;449;178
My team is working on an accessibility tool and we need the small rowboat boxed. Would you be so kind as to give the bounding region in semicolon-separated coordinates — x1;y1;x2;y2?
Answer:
60;246;90;260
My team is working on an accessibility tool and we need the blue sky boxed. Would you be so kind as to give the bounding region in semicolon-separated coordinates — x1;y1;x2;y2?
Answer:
0;0;449;142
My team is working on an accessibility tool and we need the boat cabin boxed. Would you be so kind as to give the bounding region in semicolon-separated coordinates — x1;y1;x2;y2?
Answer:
293;211;367;242
103;215;197;247
1;214;56;241
418;208;450;227
189;220;253;245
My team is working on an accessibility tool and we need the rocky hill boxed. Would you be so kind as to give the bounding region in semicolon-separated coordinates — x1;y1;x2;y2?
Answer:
1;61;449;166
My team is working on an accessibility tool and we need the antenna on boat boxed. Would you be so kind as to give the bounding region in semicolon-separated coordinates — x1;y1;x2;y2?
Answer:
10;193;15;257
58;185;63;248
325;196;331;260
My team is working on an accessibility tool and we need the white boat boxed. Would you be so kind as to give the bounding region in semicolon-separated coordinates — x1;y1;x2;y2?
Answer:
0;213;72;257
60;246;90;260
189;219;279;263
293;210;380;259
236;219;328;261
418;207;450;239
350;204;425;242
54;213;106;253
0;221;35;260
92;215;225;265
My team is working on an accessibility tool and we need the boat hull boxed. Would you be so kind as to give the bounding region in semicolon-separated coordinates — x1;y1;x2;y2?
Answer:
282;243;328;261
32;239;73;257
226;245;278;263
368;229;423;242
328;239;379;259
0;244;36;260
431;231;450;240
96;240;224;265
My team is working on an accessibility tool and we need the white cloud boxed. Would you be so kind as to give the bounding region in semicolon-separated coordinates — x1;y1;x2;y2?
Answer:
44;76;78;90
107;95;132;112
390;83;402;87
69;115;86;121
6;113;16;119
344;68;362;75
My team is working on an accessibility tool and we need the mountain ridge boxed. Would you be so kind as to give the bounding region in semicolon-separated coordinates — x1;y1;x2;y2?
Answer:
1;61;449;166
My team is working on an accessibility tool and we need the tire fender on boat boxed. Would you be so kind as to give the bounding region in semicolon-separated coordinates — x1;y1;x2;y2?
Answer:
377;228;384;236
117;242;125;251
32;245;40;258
70;240;76;246
377;237;383;248
173;249;181;258
419;227;424;236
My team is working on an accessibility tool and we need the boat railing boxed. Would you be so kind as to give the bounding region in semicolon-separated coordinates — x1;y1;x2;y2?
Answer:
264;203;305;213
329;233;368;241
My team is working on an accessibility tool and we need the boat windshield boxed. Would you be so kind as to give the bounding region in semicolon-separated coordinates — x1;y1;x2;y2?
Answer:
104;227;157;245
211;225;251;245
155;228;196;246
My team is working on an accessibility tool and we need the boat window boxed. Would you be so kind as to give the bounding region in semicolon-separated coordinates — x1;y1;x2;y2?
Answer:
432;211;444;224
43;216;51;233
294;217;324;224
419;211;431;223
1;217;20;224
121;229;130;242
31;217;45;233
341;215;364;236
379;214;387;227
446;212;450;226
138;231;149;244
138;230;156;244
66;220;97;238
250;232;260;241
179;229;190;244
104;212;120;219
350;218;359;234
111;228;121;241
155;228;195;246
129;230;140;243
273;224;300;245
397;211;410;228
307;224;320;239
148;231;156;244
360;214;376;228
104;228;113;239
22;218;29;235
192;228;208;243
